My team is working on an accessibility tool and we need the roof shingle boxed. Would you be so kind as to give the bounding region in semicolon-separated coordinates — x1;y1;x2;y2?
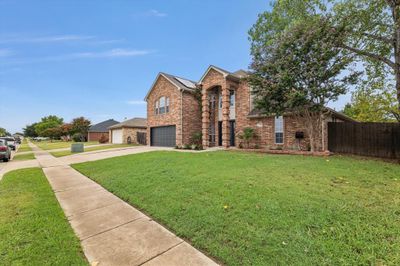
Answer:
109;117;147;129
88;119;120;133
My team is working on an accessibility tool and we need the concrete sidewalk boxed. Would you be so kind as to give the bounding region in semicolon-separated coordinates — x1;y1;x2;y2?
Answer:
28;142;218;266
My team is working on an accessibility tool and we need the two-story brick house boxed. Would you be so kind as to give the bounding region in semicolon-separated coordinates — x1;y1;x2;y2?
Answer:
145;65;353;150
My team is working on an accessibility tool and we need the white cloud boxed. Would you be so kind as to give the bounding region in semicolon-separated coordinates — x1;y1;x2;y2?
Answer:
148;9;167;17
127;100;146;105
0;48;153;65
72;48;152;58
0;34;95;44
134;9;167;18
0;48;14;57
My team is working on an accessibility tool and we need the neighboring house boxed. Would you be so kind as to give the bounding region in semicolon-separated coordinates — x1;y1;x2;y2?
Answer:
13;133;24;138
88;119;120;142
108;117;147;144
145;65;355;150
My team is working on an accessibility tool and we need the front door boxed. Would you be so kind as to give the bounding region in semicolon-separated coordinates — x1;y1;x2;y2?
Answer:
218;122;222;146
230;120;235;146
218;121;235;147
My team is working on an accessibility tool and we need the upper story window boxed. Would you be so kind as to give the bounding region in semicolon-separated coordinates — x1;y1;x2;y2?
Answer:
275;116;284;144
229;90;235;107
218;90;235;108
155;96;170;115
250;87;256;111
155;100;159;115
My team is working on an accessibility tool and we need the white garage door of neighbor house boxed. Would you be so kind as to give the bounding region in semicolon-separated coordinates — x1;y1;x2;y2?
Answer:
112;129;123;144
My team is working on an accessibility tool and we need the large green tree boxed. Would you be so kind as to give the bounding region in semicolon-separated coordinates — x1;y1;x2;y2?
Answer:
35;115;64;137
70;117;91;136
343;77;398;122
249;14;358;151
23;123;38;137
0;127;11;137
333;0;400;120
41;126;63;140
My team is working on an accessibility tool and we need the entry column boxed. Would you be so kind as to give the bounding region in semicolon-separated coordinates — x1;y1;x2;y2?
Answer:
221;85;230;148
202;87;210;148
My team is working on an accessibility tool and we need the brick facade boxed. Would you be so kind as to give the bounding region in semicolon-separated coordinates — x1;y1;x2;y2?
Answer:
87;132;108;142
121;127;147;144
146;67;348;151
146;74;201;147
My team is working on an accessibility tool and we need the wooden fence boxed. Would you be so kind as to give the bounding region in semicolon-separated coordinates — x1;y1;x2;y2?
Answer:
137;132;147;145
328;122;400;159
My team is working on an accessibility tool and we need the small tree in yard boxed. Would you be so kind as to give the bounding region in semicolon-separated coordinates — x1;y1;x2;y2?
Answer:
248;17;359;152
190;131;202;149
71;117;91;138
238;127;255;148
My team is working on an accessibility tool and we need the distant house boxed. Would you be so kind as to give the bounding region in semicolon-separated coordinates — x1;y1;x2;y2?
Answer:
88;119;119;142
109;117;147;144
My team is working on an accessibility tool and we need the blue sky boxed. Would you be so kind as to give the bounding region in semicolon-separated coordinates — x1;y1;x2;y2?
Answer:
0;0;350;133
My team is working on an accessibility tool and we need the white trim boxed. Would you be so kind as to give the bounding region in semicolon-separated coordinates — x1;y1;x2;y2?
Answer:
144;73;181;101
198;65;229;84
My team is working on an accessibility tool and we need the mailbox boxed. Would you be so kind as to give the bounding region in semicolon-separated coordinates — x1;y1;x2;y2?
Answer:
295;131;304;139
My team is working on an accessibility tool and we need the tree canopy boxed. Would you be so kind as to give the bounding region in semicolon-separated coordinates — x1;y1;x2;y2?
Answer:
34;115;64;136
0;127;11;137
250;0;400;122
248;2;359;151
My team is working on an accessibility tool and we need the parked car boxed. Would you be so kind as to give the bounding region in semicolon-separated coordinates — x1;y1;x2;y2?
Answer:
0;139;11;162
0;137;16;150
15;136;21;144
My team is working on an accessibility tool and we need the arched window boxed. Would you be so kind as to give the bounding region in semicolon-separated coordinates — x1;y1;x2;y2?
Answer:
159;96;166;114
166;97;170;113
155;100;159;115
155;96;170;115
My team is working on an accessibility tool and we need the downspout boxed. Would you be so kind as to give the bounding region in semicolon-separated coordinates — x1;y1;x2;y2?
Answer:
181;89;184;146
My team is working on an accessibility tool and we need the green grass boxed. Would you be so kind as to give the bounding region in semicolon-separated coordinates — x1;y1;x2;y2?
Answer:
73;151;400;266
0;168;87;265
33;140;98;150
17;141;32;152
50;144;138;157
12;152;35;161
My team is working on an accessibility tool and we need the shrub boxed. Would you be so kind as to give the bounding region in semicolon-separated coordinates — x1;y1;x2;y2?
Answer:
99;134;109;144
190;131;202;146
238;127;255;148
72;133;85;142
183;144;191;150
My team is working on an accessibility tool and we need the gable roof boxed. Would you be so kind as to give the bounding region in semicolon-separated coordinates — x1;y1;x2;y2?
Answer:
198;65;247;83
88;119;120;133
144;72;197;101
109;117;147;129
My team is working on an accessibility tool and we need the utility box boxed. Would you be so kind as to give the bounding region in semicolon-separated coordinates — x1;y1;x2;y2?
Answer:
71;143;84;153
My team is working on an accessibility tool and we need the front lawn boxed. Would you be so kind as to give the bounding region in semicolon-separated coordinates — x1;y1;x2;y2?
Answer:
0;168;87;265
50;144;137;157
12;152;35;161
73;151;400;265
33;140;98;150
17;141;32;152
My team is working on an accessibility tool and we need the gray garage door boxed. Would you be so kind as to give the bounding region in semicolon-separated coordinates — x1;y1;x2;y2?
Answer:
151;126;176;147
